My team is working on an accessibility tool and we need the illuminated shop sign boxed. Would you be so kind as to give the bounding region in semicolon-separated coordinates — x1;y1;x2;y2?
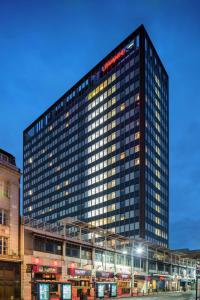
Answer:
116;273;131;280
33;265;58;273
68;268;91;276
102;49;126;72
96;271;114;278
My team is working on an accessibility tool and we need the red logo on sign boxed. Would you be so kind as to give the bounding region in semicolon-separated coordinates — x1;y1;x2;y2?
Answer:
102;49;126;72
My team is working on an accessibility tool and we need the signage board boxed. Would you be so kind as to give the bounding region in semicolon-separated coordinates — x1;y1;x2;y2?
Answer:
96;271;114;278
37;283;50;300
116;273;130;280
61;283;72;300
97;283;105;298
68;268;91;276
110;283;117;297
102;49;126;72
33;266;57;273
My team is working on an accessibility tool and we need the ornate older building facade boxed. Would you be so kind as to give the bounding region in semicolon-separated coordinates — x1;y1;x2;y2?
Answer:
0;149;21;299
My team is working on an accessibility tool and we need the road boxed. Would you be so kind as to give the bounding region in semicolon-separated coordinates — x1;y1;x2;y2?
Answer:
118;291;195;300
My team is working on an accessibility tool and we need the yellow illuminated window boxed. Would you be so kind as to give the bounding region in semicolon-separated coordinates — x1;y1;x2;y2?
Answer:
155;158;160;167
96;86;100;94
99;83;103;91
120;103;125;111
134;145;140;152
135;158;140;165
155;146;160;155
108;77;112;85
112;73;116;82
155;193;161;201
135;132;140;140
103;80;107;88
155;205;160;213
156;170;161;178
120;152;125;160
155;181;161;190
112;97;116;105
112;85;116;93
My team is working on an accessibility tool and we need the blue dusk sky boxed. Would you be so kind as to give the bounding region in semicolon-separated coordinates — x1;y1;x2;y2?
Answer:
0;0;200;249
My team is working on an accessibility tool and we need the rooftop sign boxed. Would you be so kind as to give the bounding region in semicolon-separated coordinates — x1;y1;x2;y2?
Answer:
102;49;126;72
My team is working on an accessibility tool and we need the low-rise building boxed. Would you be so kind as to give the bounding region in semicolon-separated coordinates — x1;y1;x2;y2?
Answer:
21;217;196;300
0;149;21;299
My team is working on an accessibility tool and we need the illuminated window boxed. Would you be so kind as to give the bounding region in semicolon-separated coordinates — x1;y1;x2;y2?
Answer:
112;73;116;82
134;145;140;152
120;103;125;111
155;193;160;201
155;181;161;190
155;205;161;213
134;132;140;140
112;85;116;93
120;152;125;160
156;170;161;179
155;158;160;167
135;158;140;165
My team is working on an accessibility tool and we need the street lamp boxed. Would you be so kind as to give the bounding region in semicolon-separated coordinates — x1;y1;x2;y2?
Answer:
136;246;144;255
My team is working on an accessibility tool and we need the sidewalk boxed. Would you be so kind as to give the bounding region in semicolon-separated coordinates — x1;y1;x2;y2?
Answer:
113;290;191;298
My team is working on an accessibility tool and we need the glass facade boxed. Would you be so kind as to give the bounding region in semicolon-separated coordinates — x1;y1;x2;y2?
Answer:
23;25;169;247
143;35;169;246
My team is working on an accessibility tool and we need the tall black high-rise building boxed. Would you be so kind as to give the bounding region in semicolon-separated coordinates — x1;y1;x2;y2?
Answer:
23;25;169;247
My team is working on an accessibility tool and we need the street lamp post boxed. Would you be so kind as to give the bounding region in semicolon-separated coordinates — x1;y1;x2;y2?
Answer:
130;242;144;296
131;241;135;296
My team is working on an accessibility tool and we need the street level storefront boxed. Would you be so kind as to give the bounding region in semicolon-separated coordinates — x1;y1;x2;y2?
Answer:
30;264;62;299
21;218;197;299
67;267;94;300
33;281;72;300
133;275;146;295
96;271;116;298
116;273;131;296
149;274;173;292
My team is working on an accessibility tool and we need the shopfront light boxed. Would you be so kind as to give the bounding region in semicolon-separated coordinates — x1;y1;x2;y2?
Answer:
53;260;58;267
35;257;40;264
